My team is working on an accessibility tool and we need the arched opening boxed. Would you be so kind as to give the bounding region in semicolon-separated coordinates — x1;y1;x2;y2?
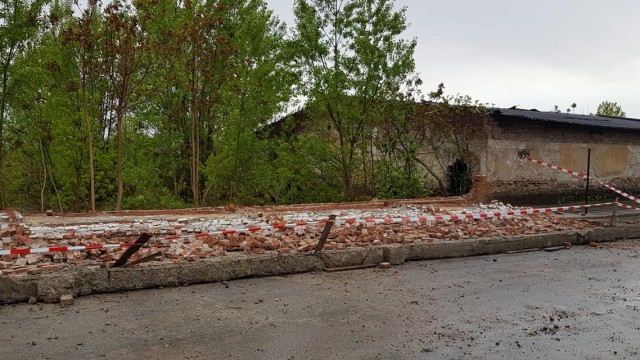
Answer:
448;159;472;196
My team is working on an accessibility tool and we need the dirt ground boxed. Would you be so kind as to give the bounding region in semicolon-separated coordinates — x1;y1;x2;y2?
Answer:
22;197;468;225
1;239;640;360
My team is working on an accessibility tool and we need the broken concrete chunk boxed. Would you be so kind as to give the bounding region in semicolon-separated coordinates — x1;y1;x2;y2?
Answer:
25;254;40;265
60;294;74;305
14;257;27;267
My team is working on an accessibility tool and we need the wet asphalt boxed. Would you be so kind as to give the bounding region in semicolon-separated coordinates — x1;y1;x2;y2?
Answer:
1;240;640;360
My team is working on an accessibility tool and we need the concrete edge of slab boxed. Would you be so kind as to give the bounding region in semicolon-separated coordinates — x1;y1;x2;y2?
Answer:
2;224;640;305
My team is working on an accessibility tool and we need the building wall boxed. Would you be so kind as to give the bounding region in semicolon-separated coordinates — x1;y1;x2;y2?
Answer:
411;115;490;194
484;118;640;204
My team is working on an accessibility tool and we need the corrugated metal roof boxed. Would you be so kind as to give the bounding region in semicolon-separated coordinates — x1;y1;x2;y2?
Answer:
492;108;640;131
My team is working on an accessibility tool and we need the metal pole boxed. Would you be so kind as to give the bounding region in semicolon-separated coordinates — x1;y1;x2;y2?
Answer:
584;148;591;215
314;215;337;253
112;233;152;268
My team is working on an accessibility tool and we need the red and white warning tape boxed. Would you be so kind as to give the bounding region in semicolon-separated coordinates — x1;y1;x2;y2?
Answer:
0;243;133;256
333;202;614;224
527;157;640;205
595;182;640;205
527;157;586;178
614;203;640;210
4;157;636;257
159;220;328;242
0;202;617;255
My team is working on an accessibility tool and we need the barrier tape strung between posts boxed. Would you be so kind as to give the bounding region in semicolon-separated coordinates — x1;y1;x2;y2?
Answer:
161;220;328;240
614;202;640;210
0;243;134;256
527;157;640;205
0;202;617;256
132;201;617;244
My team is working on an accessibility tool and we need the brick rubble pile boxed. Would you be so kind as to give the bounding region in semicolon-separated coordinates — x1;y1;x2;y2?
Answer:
0;203;595;277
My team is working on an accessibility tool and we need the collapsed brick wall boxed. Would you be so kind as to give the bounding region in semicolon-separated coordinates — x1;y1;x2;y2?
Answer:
484;117;640;203
0;210;24;226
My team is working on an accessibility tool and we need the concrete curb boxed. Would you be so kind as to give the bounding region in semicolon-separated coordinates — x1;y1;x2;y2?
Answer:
3;224;640;305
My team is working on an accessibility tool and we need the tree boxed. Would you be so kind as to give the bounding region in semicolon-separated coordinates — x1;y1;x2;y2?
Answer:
102;0;156;210
175;0;236;207
204;0;295;205
596;100;626;117
6;20;66;212
292;0;416;200
379;82;488;196
0;0;48;207
59;1;107;212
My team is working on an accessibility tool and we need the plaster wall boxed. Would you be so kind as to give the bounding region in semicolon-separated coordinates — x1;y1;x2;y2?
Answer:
486;139;640;203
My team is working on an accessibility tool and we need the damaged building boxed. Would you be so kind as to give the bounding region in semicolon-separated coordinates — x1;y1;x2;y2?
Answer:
472;108;640;204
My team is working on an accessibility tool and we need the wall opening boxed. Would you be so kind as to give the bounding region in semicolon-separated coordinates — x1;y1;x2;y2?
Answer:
448;159;472;195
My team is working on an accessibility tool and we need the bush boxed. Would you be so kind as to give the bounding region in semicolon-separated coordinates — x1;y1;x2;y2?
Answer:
377;164;430;199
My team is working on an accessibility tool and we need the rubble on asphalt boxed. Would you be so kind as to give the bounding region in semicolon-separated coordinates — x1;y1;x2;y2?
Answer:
0;203;596;277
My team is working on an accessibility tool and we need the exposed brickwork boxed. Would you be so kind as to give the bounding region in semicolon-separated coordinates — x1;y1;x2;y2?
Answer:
464;175;489;204
489;117;640;145
0;210;24;225
487;167;640;203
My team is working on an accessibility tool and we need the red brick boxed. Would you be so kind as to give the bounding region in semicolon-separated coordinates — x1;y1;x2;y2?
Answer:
27;268;43;275
187;254;199;261
296;244;311;252
99;254;114;264
41;264;63;272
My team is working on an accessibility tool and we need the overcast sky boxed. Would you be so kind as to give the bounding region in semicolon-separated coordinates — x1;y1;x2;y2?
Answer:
265;0;640;117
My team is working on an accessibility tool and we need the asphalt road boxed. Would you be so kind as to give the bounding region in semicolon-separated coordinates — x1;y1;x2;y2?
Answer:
2;241;640;360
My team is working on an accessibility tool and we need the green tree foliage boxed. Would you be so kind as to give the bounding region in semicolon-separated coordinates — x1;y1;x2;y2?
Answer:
0;0;489;212
596;100;626;117
5;24;64;211
102;0;157;210
292;0;417;200
203;0;295;205
58;0;108;211
0;0;48;207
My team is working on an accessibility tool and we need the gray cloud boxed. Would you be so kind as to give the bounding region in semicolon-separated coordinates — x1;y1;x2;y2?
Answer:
266;0;640;117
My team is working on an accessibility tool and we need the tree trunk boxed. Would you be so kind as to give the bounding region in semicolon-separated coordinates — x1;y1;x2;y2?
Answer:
413;155;448;195
40;140;47;212
82;91;96;212
190;109;199;208
189;47;200;208
115;110;124;210
40;140;63;212
341;152;353;201
0;59;11;209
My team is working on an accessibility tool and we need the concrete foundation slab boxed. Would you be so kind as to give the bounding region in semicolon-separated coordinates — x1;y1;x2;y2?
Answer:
2;224;640;305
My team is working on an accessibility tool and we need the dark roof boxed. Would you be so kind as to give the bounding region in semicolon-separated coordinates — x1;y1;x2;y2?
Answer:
492;108;640;131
